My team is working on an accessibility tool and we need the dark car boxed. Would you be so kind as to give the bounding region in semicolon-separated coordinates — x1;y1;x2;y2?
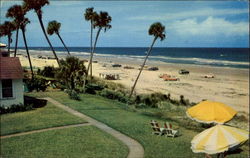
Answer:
179;69;189;74
112;64;122;67
148;67;159;71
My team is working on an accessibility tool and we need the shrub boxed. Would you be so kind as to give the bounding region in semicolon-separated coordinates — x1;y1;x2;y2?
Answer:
85;83;104;94
38;66;57;78
0;104;33;114
136;93;169;108
24;77;48;92
66;90;81;100
56;56;87;91
99;88;129;103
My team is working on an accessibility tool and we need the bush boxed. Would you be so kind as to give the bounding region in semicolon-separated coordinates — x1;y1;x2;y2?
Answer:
99;88;130;103
24;77;48;92
85;83;104;94
136;93;169;108
0;104;33;114
37;66;57;78
66;90;81;100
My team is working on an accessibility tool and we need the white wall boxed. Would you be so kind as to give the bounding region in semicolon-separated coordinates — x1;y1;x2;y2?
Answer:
0;79;24;107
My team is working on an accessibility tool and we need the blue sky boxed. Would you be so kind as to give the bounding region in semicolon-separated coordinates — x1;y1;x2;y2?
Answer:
0;1;249;47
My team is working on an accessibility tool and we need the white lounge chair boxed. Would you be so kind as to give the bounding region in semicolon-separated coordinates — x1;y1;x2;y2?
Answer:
164;122;179;137
150;120;166;136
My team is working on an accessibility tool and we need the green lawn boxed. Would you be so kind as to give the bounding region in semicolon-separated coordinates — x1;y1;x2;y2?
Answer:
1;126;128;158
1;102;86;136
28;91;249;158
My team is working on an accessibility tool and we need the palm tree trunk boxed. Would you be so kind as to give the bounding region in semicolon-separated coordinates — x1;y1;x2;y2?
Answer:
7;35;11;54
57;33;70;55
14;27;19;57
87;27;101;80
90;20;93;78
129;37;157;98
36;12;60;66
21;28;34;78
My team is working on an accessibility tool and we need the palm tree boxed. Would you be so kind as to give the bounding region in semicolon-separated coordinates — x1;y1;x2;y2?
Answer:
86;11;112;80
129;22;166;98
6;5;24;57
84;7;97;75
23;0;60;65
56;56;87;90
0;21;15;54
47;20;70;55
20;17;34;78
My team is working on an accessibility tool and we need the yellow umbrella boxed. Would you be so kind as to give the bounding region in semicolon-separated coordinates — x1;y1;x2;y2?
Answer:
186;100;237;124
191;124;249;155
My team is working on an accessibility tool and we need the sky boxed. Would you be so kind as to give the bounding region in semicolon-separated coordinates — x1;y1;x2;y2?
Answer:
0;1;249;48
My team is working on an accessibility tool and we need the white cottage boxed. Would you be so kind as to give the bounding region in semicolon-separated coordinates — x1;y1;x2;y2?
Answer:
0;57;24;107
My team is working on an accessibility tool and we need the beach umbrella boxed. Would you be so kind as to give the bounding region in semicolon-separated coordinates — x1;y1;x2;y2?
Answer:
191;124;249;155
186;100;237;124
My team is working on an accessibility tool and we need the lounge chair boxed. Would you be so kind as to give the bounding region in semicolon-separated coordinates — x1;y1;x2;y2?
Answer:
150;120;166;136
164;122;179;137
159;74;171;78
163;76;180;81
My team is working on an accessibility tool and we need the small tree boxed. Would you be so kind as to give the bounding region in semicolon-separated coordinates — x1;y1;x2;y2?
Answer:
56;56;87;91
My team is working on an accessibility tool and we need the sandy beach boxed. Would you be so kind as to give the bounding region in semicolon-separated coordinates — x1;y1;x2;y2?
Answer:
14;50;249;115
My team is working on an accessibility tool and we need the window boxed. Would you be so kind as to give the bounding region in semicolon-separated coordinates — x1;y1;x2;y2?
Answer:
2;79;13;98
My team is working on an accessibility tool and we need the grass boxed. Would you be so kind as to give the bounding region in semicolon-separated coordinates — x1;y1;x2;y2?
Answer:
1;102;86;136
28;91;249;158
1;126;128;158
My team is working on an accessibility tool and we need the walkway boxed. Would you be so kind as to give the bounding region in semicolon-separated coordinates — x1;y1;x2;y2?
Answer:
44;97;144;158
1;123;91;139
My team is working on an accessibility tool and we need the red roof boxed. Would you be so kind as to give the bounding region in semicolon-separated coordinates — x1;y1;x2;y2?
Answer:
0;57;23;79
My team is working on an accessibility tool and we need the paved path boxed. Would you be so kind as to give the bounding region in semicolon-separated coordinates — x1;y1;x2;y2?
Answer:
1;123;91;139
44;97;144;158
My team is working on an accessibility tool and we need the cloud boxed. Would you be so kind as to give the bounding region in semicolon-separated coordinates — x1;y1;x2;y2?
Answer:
128;8;249;21
168;16;249;36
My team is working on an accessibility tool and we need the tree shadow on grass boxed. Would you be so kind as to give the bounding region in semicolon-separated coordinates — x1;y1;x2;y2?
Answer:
24;96;47;108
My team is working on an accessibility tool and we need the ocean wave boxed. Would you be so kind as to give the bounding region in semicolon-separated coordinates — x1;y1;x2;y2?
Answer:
150;56;249;66
19;49;249;68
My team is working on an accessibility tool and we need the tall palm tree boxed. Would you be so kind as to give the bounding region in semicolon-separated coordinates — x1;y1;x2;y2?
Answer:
86;11;112;80
84;7;97;75
47;20;70;55
0;21;15;54
6;5;24;57
23;0;60;65
129;22;166;98
20;17;34;78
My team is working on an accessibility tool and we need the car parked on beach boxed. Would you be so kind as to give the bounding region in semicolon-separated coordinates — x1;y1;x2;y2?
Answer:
203;73;215;78
179;69;189;74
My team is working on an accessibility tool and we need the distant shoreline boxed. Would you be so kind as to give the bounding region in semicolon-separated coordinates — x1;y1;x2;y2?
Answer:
9;47;250;69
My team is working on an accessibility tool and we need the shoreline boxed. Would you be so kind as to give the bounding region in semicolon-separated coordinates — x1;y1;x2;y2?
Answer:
11;50;249;115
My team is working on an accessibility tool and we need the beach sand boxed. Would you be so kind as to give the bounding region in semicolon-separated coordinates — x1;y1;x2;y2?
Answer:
14;50;249;115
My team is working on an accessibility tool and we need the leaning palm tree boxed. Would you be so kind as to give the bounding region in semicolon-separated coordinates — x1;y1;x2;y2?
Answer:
47;20;70;55
84;7;97;74
0;21;16;54
129;22;166;98
86;11;112;80
23;0;60;65
6;5;24;57
20;18;34;78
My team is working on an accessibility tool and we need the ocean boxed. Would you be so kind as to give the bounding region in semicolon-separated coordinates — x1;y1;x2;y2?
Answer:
18;47;249;69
